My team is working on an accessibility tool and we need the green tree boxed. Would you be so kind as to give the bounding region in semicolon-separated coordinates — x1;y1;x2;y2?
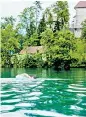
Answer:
18;6;36;38
41;29;75;67
1;16;16;29
38;14;46;35
1;25;20;67
81;19;86;39
34;1;42;31
53;30;75;60
53;1;69;31
44;7;53;29
40;28;54;66
23;32;39;46
70;39;86;67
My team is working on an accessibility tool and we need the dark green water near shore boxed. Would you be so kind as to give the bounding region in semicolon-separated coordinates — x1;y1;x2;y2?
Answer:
1;68;86;117
1;68;86;79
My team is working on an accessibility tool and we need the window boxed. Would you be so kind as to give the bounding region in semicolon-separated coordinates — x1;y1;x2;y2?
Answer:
74;28;77;31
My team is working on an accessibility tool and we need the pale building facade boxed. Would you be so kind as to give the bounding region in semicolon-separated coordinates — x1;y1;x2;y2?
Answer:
71;1;86;37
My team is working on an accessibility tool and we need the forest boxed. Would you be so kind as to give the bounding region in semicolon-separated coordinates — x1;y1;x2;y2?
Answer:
1;1;86;70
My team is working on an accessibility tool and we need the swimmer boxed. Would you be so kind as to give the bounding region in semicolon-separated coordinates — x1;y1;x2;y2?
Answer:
16;73;35;79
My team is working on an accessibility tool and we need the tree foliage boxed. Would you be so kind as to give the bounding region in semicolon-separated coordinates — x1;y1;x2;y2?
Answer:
53;1;69;31
81;19;86;39
34;1;42;30
38;15;46;35
40;29;76;67
1;16;16;29
1;25;20;67
1;1;85;68
18;6;36;38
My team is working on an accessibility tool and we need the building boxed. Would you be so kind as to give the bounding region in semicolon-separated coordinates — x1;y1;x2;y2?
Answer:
71;1;86;37
20;46;43;54
20;46;46;61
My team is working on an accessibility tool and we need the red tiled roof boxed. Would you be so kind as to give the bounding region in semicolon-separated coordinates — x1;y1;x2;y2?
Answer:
75;1;86;8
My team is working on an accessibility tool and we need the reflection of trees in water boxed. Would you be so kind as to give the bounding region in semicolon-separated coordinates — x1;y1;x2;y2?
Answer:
1;68;86;82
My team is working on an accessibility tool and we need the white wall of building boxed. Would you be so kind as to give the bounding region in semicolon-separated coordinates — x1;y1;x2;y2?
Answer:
75;8;86;28
72;8;86;37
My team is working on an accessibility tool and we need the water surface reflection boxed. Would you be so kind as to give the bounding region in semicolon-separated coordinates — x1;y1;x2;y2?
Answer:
1;78;86;117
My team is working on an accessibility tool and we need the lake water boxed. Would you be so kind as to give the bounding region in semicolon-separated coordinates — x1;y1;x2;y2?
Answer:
1;68;86;117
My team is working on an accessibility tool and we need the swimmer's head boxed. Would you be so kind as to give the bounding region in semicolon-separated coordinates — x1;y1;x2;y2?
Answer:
30;76;36;79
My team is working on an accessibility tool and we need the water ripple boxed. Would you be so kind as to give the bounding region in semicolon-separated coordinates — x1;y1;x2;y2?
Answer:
1;78;86;117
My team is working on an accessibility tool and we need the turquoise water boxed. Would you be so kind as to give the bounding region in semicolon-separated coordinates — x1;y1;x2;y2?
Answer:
1;68;86;80
1;68;86;117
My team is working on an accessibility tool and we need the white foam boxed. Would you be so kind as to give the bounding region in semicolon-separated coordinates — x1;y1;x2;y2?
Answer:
70;105;83;111
1;105;14;111
3;99;20;103
67;89;86;93
15;103;34;107
1;110;78;117
69;85;86;90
